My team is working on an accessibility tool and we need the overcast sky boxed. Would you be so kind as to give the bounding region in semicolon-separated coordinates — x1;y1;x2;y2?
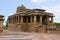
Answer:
0;0;60;25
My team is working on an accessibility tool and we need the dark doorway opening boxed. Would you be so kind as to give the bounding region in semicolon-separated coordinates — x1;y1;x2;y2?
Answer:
42;16;47;24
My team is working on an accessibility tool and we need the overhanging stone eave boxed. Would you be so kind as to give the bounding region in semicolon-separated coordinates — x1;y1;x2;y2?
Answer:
0;15;4;17
33;9;46;11
48;15;55;17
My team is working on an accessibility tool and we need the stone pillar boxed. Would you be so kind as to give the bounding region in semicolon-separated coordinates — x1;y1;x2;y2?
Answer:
33;15;36;32
12;17;13;23
26;16;28;22
40;16;42;24
17;16;18;23
34;15;36;23
13;17;14;23
14;16;15;22
18;16;19;23
15;16;16;22
13;17;15;23
51;17;53;22
21;16;23;23
46;16;49;24
30;16;32;23
12;17;14;23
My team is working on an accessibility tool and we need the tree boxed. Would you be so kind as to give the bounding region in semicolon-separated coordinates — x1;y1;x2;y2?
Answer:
5;20;8;29
54;22;60;28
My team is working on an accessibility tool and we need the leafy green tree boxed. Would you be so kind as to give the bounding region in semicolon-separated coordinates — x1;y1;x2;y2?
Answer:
6;20;8;27
54;22;60;27
5;20;8;29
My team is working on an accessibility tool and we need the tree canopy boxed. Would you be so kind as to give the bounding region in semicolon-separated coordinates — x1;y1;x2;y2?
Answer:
54;22;60;27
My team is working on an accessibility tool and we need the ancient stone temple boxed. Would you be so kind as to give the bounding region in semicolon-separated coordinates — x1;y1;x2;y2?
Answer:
0;15;4;32
8;5;54;32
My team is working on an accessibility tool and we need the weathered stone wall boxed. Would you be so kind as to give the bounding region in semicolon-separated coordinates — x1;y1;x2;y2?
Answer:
8;22;47;33
0;21;3;31
0;16;4;33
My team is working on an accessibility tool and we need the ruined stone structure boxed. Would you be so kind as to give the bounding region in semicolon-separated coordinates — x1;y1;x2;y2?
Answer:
8;5;54;32
0;15;4;32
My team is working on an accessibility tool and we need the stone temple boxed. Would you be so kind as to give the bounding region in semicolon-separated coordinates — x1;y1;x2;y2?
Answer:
8;5;54;33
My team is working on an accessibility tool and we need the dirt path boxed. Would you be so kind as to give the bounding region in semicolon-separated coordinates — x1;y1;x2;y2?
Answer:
0;31;60;40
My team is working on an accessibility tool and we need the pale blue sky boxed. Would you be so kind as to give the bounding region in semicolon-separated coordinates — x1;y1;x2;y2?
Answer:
0;0;60;25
